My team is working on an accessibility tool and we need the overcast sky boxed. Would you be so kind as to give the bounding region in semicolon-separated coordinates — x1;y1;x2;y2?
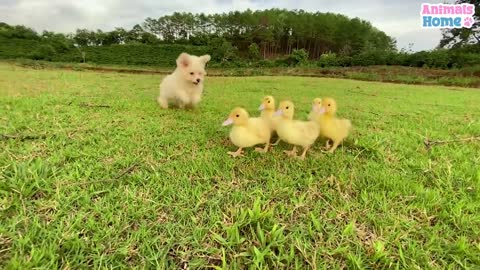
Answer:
0;0;452;51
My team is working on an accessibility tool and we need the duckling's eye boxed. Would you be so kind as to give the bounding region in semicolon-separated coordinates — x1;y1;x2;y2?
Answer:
190;72;194;75
328;104;331;107
236;114;239;118
286;106;289;109
267;101;271;103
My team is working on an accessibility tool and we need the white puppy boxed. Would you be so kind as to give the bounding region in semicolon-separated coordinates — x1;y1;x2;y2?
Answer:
157;53;211;109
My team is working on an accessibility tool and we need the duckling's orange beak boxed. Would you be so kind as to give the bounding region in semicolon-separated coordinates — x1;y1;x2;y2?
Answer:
258;103;265;111
222;118;233;126
274;110;283;116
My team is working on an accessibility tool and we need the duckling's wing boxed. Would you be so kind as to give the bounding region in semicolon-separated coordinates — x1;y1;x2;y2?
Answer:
249;118;271;140
296;121;319;139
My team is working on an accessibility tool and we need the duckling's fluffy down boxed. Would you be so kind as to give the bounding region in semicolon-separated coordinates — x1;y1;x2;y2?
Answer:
229;118;271;148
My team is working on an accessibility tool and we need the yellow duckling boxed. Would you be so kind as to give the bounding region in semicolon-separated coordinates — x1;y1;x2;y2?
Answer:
307;98;322;121
312;97;352;153
222;107;271;157
258;95;276;121
274;101;320;160
258;95;281;145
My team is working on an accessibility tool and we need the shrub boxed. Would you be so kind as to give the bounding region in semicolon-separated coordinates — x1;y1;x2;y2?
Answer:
449;52;480;68
207;37;238;63
287;49;309;66
426;49;451;68
248;43;261;60
31;44;56;60
337;55;353;67
352;50;389;66
386;52;408;66
1;35;480;70
317;53;339;67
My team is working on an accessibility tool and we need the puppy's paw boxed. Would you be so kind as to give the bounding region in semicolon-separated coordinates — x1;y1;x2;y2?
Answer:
157;97;168;109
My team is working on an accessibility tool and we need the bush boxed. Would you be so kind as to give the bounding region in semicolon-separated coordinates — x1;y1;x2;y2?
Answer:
317;53;339;67
426;49;451;68
248;43;261;60
31;44;56;60
386;52;408;66
53;44;211;66
337;55;353;67
287;49;309;66
258;59;278;68
0;37;211;66
1;35;480;70
207;37;238;63
0;37;40;59
352;50;389;66
449;52;480;68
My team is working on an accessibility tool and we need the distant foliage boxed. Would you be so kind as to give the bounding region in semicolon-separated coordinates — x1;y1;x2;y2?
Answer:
31;44;57;60
53;44;210;66
208;37;238;63
1;9;397;60
318;53;339;67
440;0;479;48
0;20;480;69
0;23;38;40
286;49;309;66
248;43;261;60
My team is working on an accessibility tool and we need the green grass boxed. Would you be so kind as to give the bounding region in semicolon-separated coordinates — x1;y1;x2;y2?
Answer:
1;62;480;269
7;59;480;88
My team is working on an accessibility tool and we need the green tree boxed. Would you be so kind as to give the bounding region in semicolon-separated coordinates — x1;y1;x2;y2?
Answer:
248;43;261;59
73;29;96;46
142;9;396;58
440;0;479;48
0;24;38;39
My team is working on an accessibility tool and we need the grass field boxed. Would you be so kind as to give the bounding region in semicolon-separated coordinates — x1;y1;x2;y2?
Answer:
10;59;480;88
1;62;480;269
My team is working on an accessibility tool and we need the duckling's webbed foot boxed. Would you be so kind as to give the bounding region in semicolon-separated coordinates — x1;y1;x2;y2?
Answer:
228;148;244;157
283;146;297;157
254;143;270;153
327;141;340;153
323;140;332;150
298;146;310;160
271;138;281;146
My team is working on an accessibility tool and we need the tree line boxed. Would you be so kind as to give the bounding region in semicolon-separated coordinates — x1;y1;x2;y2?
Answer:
141;9;396;58
0;1;478;68
0;9;397;59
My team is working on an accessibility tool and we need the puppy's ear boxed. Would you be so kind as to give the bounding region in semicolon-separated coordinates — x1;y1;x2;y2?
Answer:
200;54;211;65
176;53;190;68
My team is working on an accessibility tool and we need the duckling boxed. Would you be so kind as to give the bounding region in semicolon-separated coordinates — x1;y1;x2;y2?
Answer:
274;101;320;160
308;97;332;148
258;95;276;120
258;95;281;145
222;107;271;157
312;97;352;153
307;98;322;121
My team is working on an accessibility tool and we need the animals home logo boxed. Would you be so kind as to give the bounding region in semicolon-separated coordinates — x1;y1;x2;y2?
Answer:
421;3;475;28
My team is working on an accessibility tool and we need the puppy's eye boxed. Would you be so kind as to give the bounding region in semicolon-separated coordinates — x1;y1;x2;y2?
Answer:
190;72;194;75
236;114;239;118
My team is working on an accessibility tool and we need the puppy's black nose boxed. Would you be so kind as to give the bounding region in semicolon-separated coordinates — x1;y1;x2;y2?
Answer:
196;78;201;83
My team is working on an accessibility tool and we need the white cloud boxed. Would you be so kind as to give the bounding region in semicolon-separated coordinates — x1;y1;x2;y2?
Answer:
0;0;452;51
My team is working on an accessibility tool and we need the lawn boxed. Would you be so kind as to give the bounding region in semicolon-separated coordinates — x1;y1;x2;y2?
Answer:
1;62;480;269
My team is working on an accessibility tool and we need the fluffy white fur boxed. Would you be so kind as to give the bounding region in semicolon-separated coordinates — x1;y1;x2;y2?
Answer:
157;53;211;109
